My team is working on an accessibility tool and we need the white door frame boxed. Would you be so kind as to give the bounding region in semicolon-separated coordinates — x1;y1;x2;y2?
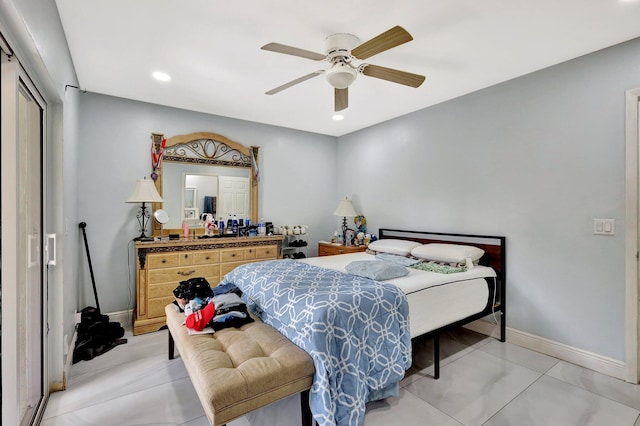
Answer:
625;87;640;384
1;49;49;425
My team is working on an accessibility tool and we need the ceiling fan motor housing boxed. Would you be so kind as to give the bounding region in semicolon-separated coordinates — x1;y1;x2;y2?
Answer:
324;33;360;89
325;33;360;59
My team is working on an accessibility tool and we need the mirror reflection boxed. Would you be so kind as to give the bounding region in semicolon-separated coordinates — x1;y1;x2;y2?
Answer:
162;163;250;229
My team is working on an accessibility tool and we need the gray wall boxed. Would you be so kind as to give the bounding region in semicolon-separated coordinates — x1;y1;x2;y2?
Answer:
77;94;338;314
338;38;640;361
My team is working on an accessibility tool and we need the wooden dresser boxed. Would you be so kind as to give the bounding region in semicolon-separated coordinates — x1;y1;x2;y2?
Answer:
318;241;367;256
133;235;283;335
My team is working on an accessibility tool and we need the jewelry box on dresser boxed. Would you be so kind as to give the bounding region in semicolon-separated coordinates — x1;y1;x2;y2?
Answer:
133;235;283;335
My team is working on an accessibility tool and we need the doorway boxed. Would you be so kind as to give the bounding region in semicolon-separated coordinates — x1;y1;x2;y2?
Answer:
625;87;640;384
1;48;48;425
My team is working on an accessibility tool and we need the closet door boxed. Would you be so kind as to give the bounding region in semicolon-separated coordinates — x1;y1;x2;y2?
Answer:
1;50;47;425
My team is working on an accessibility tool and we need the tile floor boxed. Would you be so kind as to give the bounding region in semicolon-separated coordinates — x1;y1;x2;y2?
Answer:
42;327;640;426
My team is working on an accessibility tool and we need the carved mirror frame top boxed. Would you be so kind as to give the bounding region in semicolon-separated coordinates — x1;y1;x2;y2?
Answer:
151;131;259;236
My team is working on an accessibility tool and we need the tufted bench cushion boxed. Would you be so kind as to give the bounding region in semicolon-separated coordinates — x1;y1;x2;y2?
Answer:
165;304;315;426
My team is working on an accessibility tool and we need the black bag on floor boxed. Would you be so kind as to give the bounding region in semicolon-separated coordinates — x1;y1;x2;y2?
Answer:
73;307;126;363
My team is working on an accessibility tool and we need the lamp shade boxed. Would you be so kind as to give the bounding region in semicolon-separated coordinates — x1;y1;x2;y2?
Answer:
126;178;163;203
333;198;357;217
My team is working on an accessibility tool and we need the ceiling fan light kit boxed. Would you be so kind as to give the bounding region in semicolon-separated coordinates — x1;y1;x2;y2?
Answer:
325;63;357;89
262;25;425;112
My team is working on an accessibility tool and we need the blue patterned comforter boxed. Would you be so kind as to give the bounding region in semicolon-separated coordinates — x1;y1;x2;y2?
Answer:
219;259;412;426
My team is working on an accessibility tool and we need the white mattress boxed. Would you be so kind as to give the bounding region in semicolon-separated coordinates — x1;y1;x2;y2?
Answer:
301;252;497;338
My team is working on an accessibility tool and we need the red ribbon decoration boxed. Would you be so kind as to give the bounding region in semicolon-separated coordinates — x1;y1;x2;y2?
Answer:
151;137;166;171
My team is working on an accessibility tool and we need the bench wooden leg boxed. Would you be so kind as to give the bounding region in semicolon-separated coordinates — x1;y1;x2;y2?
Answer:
301;389;314;426
168;330;175;360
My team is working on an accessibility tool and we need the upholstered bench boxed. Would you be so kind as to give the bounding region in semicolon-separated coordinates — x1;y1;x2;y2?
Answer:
164;304;316;426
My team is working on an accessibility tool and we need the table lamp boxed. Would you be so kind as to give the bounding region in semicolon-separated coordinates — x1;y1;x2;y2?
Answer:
126;177;163;240
333;197;357;246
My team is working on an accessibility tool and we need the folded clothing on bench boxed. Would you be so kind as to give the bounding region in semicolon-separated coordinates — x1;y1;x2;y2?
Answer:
173;278;255;332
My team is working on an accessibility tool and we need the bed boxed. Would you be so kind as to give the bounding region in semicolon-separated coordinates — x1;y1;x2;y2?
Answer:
305;228;506;377
219;228;506;426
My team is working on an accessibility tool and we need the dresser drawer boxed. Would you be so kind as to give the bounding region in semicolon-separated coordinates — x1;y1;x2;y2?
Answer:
318;243;366;256
255;245;278;259
220;261;246;276
148;282;178;300
148;264;219;284
193;250;220;265
220;248;245;263
178;252;195;266
244;247;257;260
148;296;175;318
146;253;180;269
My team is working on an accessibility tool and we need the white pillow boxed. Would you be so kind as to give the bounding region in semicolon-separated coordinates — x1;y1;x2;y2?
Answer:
411;243;485;264
367;239;422;256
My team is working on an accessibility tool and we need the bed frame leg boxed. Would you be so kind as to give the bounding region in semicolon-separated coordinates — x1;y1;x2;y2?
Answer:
168;330;175;360
433;335;440;380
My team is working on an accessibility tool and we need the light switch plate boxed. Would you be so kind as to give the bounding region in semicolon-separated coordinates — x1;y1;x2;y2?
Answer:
594;218;615;235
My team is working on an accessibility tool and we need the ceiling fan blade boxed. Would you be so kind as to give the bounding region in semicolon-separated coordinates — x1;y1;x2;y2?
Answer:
261;42;326;61
350;26;413;60
335;88;348;112
265;71;324;95
362;64;425;88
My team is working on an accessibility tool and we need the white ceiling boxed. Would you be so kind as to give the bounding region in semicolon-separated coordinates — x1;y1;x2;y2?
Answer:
55;0;640;137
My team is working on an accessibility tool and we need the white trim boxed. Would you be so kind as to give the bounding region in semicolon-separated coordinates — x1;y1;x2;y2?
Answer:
1;51;49;425
625;87;640;384
106;309;134;329
464;319;627;381
59;331;78;392
1;51;21;426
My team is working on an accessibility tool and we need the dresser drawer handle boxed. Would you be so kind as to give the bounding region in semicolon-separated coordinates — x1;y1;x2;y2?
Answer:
162;259;166;263
177;270;196;277
205;256;210;260
184;254;189;259
231;253;236;257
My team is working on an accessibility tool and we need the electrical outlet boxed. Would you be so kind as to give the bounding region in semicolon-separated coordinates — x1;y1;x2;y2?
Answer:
75;311;82;324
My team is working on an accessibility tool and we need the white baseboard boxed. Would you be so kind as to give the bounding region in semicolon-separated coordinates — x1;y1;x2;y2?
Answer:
464;319;627;381
106;309;133;328
60;330;78;391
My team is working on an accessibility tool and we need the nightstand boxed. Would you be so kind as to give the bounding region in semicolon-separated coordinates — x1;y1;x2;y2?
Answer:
318;241;367;256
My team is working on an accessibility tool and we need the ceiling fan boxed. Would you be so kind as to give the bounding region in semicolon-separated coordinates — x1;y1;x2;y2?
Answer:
261;25;425;112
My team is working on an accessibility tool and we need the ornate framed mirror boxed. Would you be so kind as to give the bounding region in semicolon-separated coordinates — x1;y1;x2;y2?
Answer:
151;132;259;236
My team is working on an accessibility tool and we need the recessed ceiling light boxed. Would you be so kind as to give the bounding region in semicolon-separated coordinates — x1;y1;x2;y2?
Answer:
332;114;344;121
152;71;171;82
